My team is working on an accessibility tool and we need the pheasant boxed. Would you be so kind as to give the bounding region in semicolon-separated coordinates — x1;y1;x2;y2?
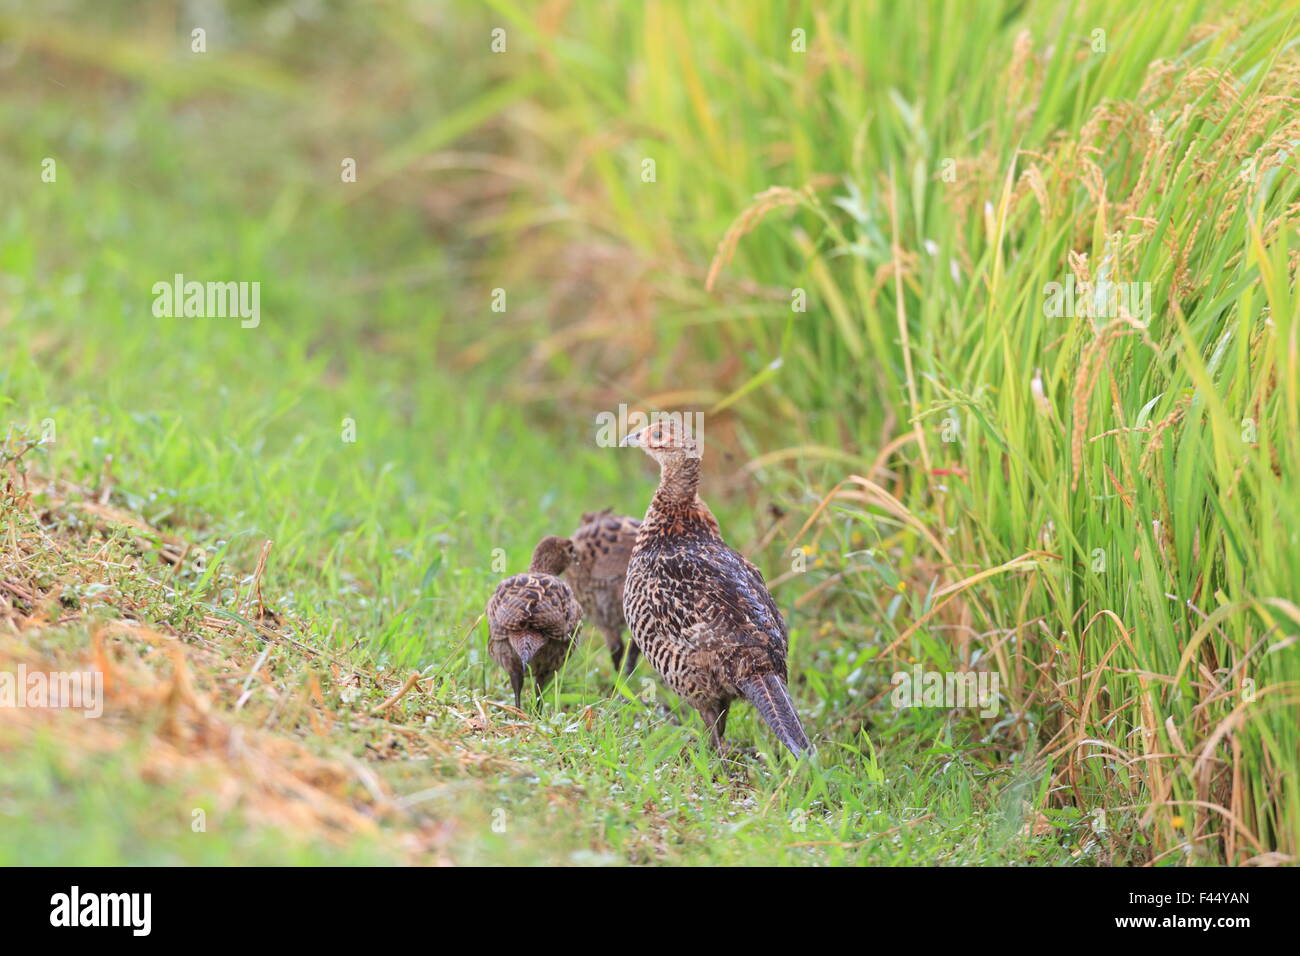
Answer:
620;421;812;756
565;509;642;675
487;536;582;709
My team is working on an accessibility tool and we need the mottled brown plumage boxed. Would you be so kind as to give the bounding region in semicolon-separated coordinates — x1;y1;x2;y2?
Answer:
487;536;582;709
565;509;642;675
620;421;812;756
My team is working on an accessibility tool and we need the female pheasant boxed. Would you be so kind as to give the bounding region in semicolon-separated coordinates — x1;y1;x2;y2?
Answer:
487;536;582;709
620;420;812;756
565;509;642;675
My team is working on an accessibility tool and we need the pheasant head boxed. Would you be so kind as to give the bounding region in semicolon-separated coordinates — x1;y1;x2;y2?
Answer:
529;535;577;575
621;418;704;507
619;417;700;463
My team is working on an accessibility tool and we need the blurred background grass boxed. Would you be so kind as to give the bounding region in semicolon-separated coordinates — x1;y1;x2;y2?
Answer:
1;0;1297;864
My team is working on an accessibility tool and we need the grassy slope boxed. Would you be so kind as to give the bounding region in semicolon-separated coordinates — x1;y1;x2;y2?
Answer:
0;0;1296;864
0;83;1066;865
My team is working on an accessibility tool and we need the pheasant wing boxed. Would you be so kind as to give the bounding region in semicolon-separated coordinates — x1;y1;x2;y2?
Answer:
488;573;580;638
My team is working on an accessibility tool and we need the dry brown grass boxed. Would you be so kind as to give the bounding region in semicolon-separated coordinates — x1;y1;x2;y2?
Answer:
0;465;521;864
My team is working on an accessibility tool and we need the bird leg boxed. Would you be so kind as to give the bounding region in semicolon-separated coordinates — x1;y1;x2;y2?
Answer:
699;700;730;753
604;628;642;678
621;638;641;676
603;627;625;674
508;666;524;711
531;669;552;711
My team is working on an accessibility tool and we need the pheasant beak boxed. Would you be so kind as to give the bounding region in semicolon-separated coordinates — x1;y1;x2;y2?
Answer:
619;429;642;448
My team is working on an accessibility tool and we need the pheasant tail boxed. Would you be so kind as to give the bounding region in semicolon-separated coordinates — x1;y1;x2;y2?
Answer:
514;630;546;667
738;674;812;756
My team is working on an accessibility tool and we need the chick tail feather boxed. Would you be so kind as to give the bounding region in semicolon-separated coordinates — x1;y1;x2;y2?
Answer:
514;631;545;668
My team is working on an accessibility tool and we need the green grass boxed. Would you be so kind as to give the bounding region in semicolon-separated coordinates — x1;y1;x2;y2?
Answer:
1;0;1296;865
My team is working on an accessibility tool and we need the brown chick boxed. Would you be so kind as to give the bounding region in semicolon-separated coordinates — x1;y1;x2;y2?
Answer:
565;509;642;675
487;536;582;709
620;420;812;756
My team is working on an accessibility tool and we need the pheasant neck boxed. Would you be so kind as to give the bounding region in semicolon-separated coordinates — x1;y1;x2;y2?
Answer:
647;454;721;540
653;455;702;507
